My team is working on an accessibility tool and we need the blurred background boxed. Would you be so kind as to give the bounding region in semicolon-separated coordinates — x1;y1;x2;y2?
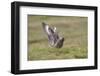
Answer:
28;15;88;60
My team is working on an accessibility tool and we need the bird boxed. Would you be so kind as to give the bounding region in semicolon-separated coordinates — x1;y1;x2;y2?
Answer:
42;22;64;48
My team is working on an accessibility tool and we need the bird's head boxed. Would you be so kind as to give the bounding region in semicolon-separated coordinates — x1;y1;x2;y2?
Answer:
60;37;64;42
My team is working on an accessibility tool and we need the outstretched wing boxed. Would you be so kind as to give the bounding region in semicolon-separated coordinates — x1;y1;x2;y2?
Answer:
42;22;59;46
42;22;54;35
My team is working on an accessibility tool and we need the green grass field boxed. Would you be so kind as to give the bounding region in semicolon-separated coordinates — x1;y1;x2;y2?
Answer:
28;15;88;61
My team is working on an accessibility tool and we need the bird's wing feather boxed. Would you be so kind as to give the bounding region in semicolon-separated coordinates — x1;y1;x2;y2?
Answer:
42;22;54;35
42;22;64;48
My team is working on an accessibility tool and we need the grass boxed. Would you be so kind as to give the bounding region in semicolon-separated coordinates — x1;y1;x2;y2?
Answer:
28;15;88;61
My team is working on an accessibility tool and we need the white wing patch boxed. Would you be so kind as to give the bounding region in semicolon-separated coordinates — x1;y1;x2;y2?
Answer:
45;24;51;35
